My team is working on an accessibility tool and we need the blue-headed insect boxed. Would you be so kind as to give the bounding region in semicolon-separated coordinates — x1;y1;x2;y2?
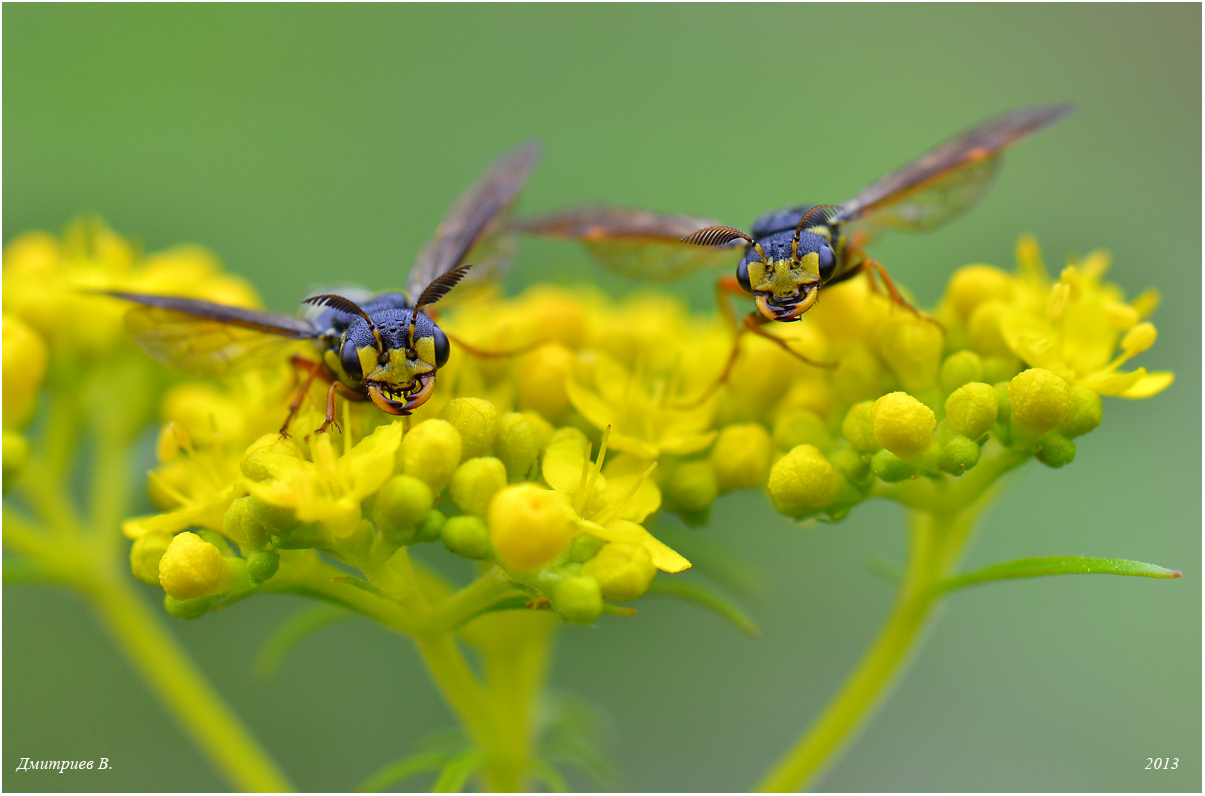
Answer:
105;141;541;436
518;105;1072;382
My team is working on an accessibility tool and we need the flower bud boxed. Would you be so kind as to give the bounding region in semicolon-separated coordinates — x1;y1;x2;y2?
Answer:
994;382;1012;426
944;382;999;439
666;460;719;513
773;407;832;451
709;423;773;492
374;475;435;537
130;531;174;586
246;549;280;583
939;351;984;394
517;343;576;423
877;315;943;392
1009;368;1071;438
946;265;1011;318
568;533;606;563
841;401;880;454
415;509;446;544
488;484;576;572
158;532;234;601
2;314;48;428
872;392;936;460
1036;432;1076;468
442;515;492;560
768;445;840;512
240;434;306;483
164;595;215;620
581;542;655;601
450;457;508;517
3;430;30;487
981;356;1014;385
828;444;870;483
223;496;271;551
1059;385;1102;438
871;449;918;483
554;576;603;625
494;412;544;480
440;398;498;461
399;419;462;493
938;435;981;476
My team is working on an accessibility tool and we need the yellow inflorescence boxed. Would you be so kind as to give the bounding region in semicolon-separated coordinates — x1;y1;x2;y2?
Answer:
2;222;1175;625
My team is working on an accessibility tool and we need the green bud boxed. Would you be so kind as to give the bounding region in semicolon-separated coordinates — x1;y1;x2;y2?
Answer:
415;510;446;544
828;444;870;483
1036;432;1076;468
223;497;270;551
994;382;1012;426
439;398;498;461
1059;385;1102;437
553;576;603;625
841;401;880;454
441;515;492;560
939;350;984;394
710;422;773;492
246;549;280;583
871;449;918;483
981;356;1014;385
568;533;606;564
494;413;543;480
449;457;508;517
375;475;435;533
944;382;999;439
400;419;462;493
164;594;215;620
939;435;981;476
773;407;832;451
666;460;719;512
130;531;174;586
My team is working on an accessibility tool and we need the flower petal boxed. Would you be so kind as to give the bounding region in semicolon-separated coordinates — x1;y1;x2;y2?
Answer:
1120;370;1175;399
577;518;690;573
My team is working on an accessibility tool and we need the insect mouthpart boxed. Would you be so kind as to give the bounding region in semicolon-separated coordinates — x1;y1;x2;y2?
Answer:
755;284;820;322
367;373;436;415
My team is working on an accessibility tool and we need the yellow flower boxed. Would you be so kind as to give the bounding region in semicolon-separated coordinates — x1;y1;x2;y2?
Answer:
158;531;233;600
2;313;49;428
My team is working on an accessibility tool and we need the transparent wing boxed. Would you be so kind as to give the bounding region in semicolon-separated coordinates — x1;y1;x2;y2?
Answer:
406;141;542;299
837;104;1072;238
517;206;744;281
109;292;320;378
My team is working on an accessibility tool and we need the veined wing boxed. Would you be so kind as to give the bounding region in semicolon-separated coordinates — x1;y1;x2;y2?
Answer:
107;291;320;378
405;141;542;299
836;104;1073;237
517;206;744;281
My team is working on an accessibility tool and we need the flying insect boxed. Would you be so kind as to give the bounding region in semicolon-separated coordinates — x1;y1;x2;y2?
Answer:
518;105;1072;365
106;141;542;436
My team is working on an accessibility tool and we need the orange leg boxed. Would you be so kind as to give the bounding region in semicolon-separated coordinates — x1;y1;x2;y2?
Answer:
279;355;330;438
316;381;364;435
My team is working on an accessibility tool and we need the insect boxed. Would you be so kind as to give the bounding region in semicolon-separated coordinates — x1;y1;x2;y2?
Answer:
106;141;542;436
518;105;1072;371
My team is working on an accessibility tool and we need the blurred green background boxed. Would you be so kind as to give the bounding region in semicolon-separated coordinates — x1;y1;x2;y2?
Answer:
4;4;1200;791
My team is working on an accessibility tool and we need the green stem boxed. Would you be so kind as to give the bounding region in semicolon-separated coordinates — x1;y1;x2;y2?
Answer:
757;504;983;792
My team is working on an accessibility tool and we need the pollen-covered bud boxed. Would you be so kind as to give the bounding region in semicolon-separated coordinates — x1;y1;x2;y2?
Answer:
946;264;1011;319
493;412;544;480
450;457;508;517
223;496;271;551
158;531;234;601
938;435;981;476
1036;432;1076;468
553;575;603;625
488;483;576;572
517;343;576;423
246;549;280;583
1059;385;1102;438
240;434;306;483
2;313;48;428
877;315;944;392
769;445;840;513
440;398;498;460
130;531;174;586
581;542;655;601
374;475;435;542
666;460;719;513
944;382;999;439
399;419;462;493
709;422;773;492
841;401;880;454
442;515;492;560
871;449;918;483
773;407;832;451
1009;368;1071;438
872;392;936;460
939;350;984;394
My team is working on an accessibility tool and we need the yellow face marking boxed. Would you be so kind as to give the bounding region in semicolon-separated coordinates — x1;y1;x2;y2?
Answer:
365;344;435;388
749;257;819;297
414;335;436;366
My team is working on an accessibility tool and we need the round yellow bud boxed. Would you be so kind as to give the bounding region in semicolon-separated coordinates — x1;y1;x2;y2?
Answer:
709;422;773;492
1008;368;1071;438
939;350;984;394
158;532;233;600
494;413;544;480
872;392;936;460
488;483;576;572
516;343;576;423
239;433;306;483
944;382;999;439
130;531;174;586
1060;385;1102;438
966;301;1012;358
581;542;655;602
841;401;880;453
667;460;719;512
768;445;840;511
946;265;1011;318
399;419;463;493
876;315;944;392
2;314;48;428
439;398;498;461
449;457;508;517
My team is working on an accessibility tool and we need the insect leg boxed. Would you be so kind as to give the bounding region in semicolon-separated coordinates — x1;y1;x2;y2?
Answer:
316;381;363;435
859;259;944;331
279;355;330;438
715;274;745;330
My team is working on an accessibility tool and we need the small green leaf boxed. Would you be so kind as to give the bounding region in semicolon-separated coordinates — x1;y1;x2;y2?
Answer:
357;751;449;792
431;750;482;793
645;578;758;636
936;556;1182;595
255;603;353;679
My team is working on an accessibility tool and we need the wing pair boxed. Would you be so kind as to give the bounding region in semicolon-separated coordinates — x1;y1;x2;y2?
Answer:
517;104;1073;281
107;141;543;378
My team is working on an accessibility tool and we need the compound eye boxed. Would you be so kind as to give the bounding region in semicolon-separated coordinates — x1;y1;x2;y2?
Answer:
433;326;450;368
340;339;363;381
817;245;836;281
736;259;752;293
